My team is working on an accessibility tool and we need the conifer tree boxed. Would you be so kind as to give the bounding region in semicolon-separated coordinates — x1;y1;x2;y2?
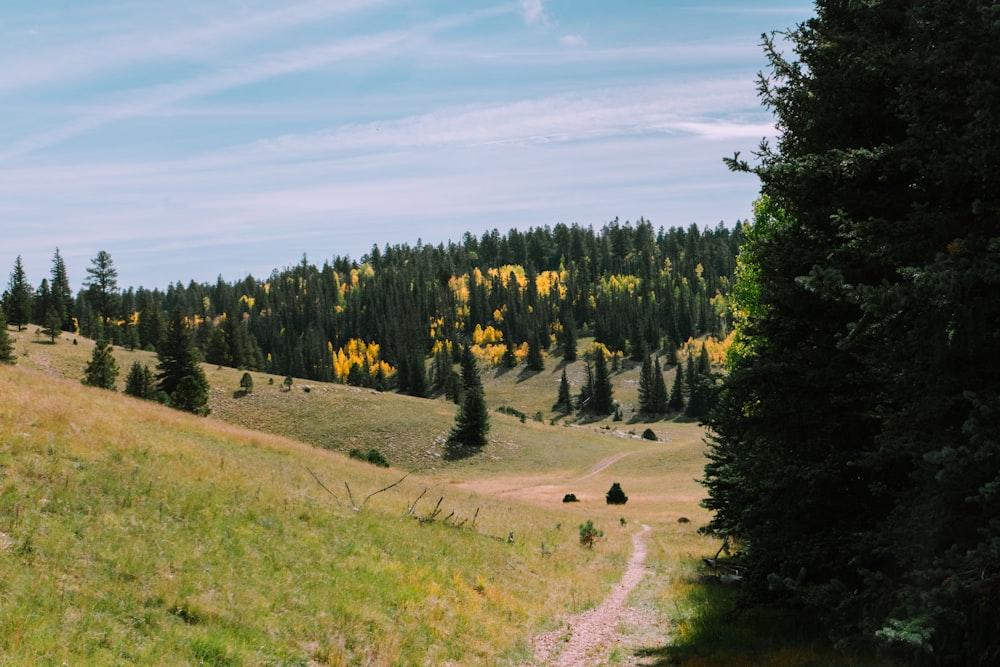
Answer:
0;308;15;364
526;331;544;371
4;256;31;332
156;310;210;415
82;338;119;390
84;250;119;323
589;349;614;415
703;2;1000;659
124;361;156;399
559;310;577;362
651;357;668;414
668;361;685;412
638;354;655;413
50;248;74;332
449;345;490;447
556;367;571;412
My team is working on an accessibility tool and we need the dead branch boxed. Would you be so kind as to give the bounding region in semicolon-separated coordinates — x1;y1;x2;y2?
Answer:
406;487;429;516
305;466;341;506
360;471;413;510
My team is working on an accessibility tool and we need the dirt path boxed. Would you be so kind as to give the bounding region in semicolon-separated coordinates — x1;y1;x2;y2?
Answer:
575;451;632;481
529;524;658;666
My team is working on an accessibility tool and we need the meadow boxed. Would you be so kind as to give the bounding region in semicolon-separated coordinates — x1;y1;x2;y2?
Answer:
1;327;891;665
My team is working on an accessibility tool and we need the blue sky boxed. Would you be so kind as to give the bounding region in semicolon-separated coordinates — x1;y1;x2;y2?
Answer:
1;1;815;291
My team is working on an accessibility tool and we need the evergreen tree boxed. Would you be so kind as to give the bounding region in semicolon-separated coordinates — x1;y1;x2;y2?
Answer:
449;345;490;447
50;248;74;332
4;256;31;331
156;310;210;415
239;371;254;395
526;331;544;371
559;310;577;361
668;361;684;412
651;357;668;414
637;354;655;413
124;361;156;399
556;367;571;412
577;357;594;411
588;349;614;415
82;338;119;390
704;2;1000;661
84;250;119;323
0;308;15;364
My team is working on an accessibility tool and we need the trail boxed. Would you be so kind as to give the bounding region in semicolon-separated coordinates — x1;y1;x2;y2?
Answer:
576;451;631;481
530;524;656;666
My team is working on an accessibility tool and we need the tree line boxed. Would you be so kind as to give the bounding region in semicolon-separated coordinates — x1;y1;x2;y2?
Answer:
4;221;740;412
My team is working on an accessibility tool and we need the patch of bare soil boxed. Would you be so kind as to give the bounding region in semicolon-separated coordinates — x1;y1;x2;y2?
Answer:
529;524;666;666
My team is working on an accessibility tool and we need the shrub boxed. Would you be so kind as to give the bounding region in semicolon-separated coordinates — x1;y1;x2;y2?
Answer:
239;372;253;395
606;482;628;505
350;448;389;468
562;493;579;503
641;428;657;441
579;520;603;548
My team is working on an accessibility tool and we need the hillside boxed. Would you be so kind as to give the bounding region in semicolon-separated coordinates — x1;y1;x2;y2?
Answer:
1;327;716;664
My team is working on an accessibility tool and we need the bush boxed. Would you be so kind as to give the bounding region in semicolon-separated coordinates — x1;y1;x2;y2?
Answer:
562;493;579;503
641;428;657;441
606;482;628;505
579;520;603;548
349;448;389;468
239;372;253;395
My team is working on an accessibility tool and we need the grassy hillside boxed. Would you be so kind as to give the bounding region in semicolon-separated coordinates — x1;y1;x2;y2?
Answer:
0;328;716;664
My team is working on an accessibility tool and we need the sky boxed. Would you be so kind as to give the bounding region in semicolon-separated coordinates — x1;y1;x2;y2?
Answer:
1;0;815;292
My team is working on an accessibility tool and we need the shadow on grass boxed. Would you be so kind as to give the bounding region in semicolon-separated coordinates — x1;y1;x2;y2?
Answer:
442;440;482;461
654;570;905;667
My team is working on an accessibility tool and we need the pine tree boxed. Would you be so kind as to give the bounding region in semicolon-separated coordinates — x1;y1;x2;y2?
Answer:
84;250;119;323
0;308;15;364
50;248;74;332
526;331;544;371
589;349;614;415
560;310;577;361
449;345;490;447
638;354;654;413
156;310;210;415
82;338;119;390
651;357;668;414
668;361;684;412
4;256;32;332
704;2;1000;659
124;361;156;399
556;368;571;412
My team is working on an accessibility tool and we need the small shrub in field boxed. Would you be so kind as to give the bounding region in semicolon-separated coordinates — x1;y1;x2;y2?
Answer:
349;448;389;467
562;493;579;503
579;520;603;548
641;428;657;441
606;482;628;505
239;372;253;395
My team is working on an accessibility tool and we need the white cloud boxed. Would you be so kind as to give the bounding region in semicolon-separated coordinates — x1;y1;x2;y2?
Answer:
521;0;547;25
560;34;586;48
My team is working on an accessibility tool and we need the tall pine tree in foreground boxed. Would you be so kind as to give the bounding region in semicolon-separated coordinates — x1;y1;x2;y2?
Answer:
449;345;489;447
156;310;210;415
703;2;1000;662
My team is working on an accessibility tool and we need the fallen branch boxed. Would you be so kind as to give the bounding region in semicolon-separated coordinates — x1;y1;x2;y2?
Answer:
305;466;341;506
307;468;412;511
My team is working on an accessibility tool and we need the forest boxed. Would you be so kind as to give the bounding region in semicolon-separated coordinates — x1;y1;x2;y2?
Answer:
3;219;739;406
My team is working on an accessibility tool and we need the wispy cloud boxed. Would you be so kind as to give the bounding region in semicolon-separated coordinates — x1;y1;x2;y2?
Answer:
521;0;547;25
